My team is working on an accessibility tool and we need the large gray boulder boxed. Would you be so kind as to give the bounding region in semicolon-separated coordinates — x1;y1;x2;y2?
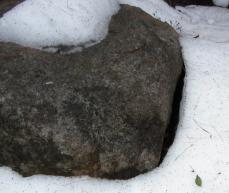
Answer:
0;5;183;178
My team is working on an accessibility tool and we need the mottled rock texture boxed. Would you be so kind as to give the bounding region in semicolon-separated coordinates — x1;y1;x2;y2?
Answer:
0;5;183;178
0;0;24;17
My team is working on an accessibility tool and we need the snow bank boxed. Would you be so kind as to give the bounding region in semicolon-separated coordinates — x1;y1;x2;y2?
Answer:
117;0;185;30
0;0;119;50
213;0;229;7
0;1;229;193
177;5;229;42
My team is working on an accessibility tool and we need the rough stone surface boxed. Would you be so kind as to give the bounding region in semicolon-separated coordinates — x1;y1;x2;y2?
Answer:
0;0;24;17
0;5;183;178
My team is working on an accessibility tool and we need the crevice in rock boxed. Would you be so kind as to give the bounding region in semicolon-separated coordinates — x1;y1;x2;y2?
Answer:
159;65;185;164
165;0;213;6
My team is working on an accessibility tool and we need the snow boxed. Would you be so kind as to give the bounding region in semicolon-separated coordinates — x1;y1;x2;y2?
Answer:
213;0;229;7
117;0;184;29
0;1;229;193
0;0;119;50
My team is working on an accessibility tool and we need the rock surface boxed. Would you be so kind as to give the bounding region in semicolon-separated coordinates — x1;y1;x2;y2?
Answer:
0;5;183;178
0;0;24;17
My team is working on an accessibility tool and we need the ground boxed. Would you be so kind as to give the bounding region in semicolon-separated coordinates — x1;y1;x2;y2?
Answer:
0;0;229;193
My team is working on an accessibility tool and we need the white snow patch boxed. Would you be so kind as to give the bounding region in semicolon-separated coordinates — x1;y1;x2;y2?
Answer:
0;1;229;193
0;0;119;50
177;5;229;42
117;0;186;30
213;0;229;7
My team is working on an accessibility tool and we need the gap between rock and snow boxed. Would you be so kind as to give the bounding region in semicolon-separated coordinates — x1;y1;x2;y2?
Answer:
0;0;229;193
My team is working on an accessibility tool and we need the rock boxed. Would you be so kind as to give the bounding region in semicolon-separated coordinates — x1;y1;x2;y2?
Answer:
0;0;24;17
0;5;183;178
166;0;213;6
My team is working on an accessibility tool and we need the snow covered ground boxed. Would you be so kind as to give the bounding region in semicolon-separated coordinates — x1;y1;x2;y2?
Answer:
0;0;229;193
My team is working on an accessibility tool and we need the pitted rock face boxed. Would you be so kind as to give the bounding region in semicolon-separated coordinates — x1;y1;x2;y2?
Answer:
0;5;183;179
